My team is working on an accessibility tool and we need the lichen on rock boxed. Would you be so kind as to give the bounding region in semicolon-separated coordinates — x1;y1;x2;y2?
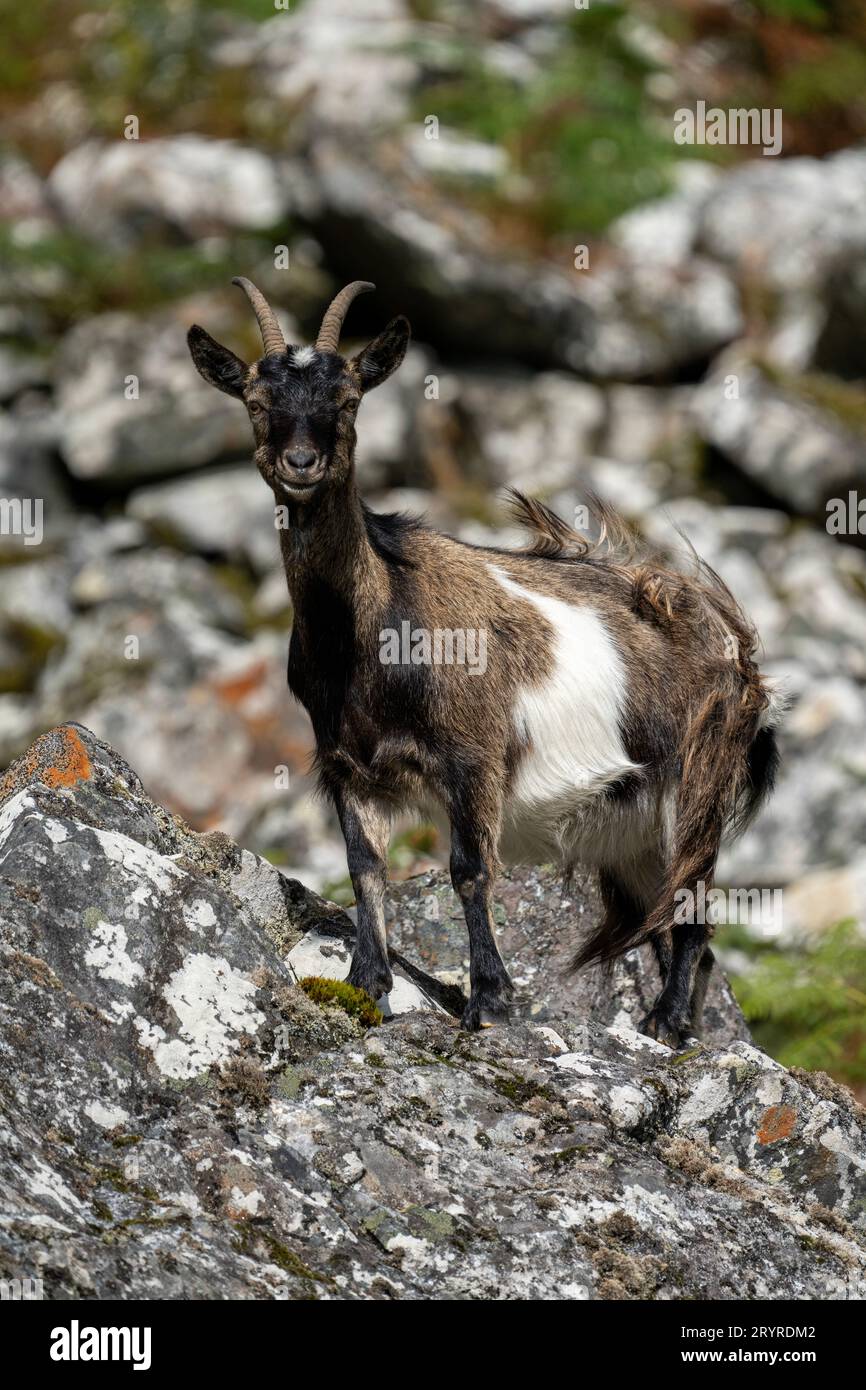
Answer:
0;725;864;1300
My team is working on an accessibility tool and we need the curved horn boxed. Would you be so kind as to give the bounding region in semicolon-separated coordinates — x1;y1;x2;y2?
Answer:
316;280;376;353
231;277;285;357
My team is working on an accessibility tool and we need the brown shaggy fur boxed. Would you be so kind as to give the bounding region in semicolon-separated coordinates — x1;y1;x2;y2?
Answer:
188;286;782;1043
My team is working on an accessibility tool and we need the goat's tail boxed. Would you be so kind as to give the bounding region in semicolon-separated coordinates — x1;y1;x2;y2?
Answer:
570;672;784;973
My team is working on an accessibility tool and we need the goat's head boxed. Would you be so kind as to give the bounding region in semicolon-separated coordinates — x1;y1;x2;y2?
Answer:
187;280;410;502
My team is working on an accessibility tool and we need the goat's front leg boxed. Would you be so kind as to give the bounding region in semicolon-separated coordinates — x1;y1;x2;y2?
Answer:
448;791;513;1031
337;793;394;1003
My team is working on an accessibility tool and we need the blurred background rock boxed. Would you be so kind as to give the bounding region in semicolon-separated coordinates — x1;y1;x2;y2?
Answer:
1;0;865;1093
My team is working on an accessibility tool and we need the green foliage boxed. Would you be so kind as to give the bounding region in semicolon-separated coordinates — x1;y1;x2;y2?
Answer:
298;976;383;1028
413;0;866;242
415;5;675;236
0;223;290;330
729;921;866;1092
751;0;829;24
0;0;294;162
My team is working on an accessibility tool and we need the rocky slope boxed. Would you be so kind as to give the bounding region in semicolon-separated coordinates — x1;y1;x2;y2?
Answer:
1;725;863;1300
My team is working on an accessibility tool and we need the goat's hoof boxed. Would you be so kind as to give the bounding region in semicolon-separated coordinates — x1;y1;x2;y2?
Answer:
347;967;393;1003
639;1005;687;1050
460;986;512;1033
461;1003;509;1032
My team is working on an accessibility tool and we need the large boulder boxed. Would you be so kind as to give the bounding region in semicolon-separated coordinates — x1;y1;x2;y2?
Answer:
691;354;866;517
1;725;864;1299
48;137;290;247
54;310;255;484
301;145;741;380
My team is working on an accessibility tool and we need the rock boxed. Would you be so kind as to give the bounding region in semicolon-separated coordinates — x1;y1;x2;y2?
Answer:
778;856;866;945
127;466;279;575
48;137;290;247
286;928;447;1019
403;127;510;184
305;143;596;368
814;258;866;381
457;369;605;492
55;310;254;483
0;408;69;545
583;256;743;381
609;163;722;269
691;354;866;516
385;865;749;1047
0;152;51;224
252;0;416;133
1;725;864;1299
305;146;741;379
0;345;51;402
698;151;866;296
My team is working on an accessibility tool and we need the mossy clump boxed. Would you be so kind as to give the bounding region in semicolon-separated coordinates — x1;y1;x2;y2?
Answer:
299;977;383;1028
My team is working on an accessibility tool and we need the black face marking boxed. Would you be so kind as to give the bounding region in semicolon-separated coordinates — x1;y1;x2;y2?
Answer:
255;353;350;447
248;349;360;496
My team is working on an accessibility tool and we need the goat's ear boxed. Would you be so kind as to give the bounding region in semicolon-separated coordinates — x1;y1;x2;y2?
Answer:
187;325;248;399
348;316;411;393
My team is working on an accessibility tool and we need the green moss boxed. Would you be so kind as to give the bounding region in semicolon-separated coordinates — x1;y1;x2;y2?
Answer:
298;976;383;1028
232;1222;330;1288
537;1145;591;1172
490;1073;556;1106
411;5;676;238
669;1046;705;1066
258;1233;325;1284
729;919;866;1093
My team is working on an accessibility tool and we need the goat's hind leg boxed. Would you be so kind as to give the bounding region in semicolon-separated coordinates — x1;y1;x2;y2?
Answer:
337;792;394;1003
641;922;709;1048
687;943;715;1038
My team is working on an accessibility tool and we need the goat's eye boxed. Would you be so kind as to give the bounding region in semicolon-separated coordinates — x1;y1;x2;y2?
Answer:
248;401;265;418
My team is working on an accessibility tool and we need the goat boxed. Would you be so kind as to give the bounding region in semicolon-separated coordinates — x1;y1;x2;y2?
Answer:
188;279;784;1042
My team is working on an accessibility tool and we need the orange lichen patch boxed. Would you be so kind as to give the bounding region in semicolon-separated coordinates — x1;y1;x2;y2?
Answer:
757;1103;797;1145
212;661;269;707
0;725;93;805
41;727;92;788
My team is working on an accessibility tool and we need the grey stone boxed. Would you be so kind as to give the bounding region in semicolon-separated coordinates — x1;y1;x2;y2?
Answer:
1;725;863;1300
55;310;254;483
48;137;290;247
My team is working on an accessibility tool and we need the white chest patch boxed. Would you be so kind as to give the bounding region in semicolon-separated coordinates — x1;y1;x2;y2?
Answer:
489;564;640;863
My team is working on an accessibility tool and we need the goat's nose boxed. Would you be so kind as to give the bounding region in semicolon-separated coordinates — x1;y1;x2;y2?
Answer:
282;448;317;473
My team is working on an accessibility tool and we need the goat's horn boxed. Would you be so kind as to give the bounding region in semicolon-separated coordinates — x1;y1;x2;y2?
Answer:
316;281;375;353
231;277;286;357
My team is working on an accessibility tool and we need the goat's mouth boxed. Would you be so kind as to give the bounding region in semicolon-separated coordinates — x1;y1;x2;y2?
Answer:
274;466;327;497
